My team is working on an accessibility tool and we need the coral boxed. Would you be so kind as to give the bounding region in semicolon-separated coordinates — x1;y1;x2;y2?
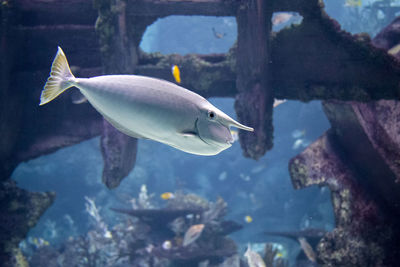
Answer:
137;184;155;209
29;219;156;267
289;131;398;266
263;243;289;267
151;195;239;265
0;180;55;265
264;228;327;247
166;192;210;211
111;208;203;229
10;248;29;267
317;227;387;267
289;90;400;265
85;196;112;239
202;197;227;223
28;190;242;266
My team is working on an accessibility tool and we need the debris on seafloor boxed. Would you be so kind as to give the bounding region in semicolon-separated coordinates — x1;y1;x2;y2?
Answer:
149;193;242;265
26;186;244;267
85;197;113;240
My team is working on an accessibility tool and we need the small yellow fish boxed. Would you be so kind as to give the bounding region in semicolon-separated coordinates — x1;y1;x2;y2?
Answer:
171;65;181;84
344;0;361;7
183;224;205;247
276;252;283;258
160;192;175;200
244;215;253;223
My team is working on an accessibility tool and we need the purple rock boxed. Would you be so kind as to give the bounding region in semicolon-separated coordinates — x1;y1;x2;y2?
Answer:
100;120;138;189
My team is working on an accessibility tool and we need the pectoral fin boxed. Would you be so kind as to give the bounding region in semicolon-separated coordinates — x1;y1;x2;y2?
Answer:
180;131;198;138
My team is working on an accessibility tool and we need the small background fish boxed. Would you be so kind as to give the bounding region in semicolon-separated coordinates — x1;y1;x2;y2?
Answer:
244;244;266;267
244;215;253;223
183;224;205;247
171;65;181;83
160;192;175;200
344;0;362;7
298;237;316;263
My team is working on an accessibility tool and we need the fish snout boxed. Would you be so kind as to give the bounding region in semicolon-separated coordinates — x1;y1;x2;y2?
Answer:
217;112;254;132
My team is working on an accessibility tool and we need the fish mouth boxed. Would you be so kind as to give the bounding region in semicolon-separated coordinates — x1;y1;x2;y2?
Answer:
195;119;232;148
195;118;210;146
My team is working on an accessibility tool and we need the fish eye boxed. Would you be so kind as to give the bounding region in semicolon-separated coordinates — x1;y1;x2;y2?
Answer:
208;110;216;119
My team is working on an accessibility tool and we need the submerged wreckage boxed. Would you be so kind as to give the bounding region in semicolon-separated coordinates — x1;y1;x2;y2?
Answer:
1;0;400;265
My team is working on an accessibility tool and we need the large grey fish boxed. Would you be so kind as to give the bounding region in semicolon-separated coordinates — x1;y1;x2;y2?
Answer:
40;47;253;155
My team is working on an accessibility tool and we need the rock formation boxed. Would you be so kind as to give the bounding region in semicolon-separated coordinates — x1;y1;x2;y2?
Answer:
289;19;400;266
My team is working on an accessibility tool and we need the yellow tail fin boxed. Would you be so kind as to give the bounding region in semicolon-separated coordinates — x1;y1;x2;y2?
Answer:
40;47;75;106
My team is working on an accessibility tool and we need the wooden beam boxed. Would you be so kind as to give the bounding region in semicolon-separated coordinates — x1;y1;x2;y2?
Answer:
235;0;274;160
126;0;238;17
137;52;237;97
16;25;101;71
271;0;321;13
13;0;97;26
96;0;141;189
271;13;400;101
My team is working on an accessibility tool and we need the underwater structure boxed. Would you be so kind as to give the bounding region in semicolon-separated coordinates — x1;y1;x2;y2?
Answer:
1;0;400;266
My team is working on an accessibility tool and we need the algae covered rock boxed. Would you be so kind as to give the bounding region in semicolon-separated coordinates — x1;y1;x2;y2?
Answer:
0;180;55;265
